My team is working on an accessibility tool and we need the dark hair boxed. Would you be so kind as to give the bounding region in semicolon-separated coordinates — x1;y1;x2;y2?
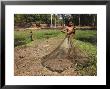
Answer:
66;21;74;26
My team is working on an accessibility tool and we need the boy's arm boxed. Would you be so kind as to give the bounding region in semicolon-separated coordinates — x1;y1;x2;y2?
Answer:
61;27;67;33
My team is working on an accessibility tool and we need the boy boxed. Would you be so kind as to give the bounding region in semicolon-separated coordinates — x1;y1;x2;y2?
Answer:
61;21;76;58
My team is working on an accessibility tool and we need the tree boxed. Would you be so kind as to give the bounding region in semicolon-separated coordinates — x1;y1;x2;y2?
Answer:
14;14;97;28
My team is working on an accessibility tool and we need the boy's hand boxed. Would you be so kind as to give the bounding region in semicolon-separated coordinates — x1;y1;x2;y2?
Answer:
61;30;66;33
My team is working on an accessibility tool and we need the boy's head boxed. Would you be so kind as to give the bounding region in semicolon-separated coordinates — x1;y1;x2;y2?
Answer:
67;21;73;27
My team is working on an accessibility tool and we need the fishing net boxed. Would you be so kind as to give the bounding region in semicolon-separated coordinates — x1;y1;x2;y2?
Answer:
41;35;89;73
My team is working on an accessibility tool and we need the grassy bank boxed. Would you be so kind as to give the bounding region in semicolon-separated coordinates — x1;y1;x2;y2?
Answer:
73;40;97;76
73;30;97;76
14;29;63;47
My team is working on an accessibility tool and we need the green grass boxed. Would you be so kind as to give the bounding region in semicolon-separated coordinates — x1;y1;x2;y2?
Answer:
75;30;97;45
32;30;62;39
14;29;63;47
73;30;97;76
73;40;97;76
14;30;31;47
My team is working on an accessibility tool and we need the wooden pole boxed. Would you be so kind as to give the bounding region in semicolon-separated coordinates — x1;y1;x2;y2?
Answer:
51;14;53;28
55;14;56;28
79;14;80;29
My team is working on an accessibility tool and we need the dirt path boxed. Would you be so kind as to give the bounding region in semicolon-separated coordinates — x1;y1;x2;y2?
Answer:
14;37;88;76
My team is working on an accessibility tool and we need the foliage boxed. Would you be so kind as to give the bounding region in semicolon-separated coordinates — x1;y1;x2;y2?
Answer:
14;14;97;27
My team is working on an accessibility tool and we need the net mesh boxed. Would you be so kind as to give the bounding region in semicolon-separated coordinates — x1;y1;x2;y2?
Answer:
41;36;89;73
